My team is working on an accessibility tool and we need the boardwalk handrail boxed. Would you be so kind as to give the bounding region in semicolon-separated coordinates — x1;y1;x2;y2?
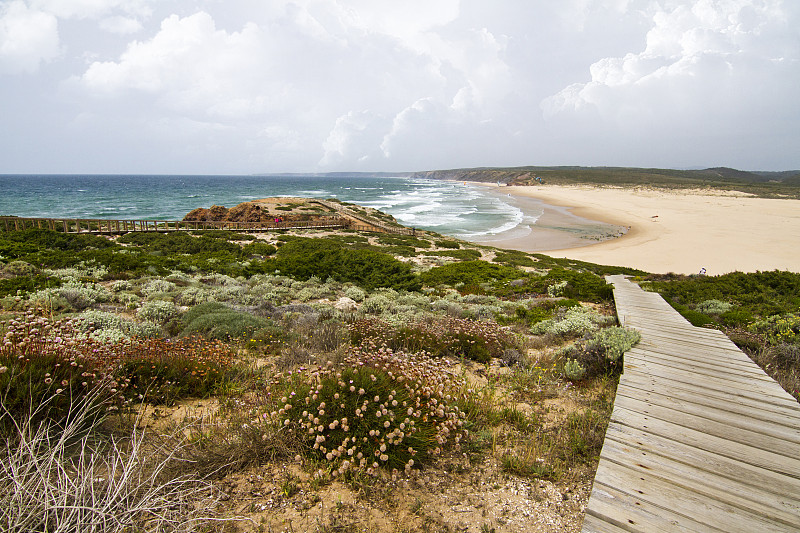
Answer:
0;216;349;234
312;199;417;235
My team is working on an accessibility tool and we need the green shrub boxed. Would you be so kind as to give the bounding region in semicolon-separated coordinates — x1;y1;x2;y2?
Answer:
649;270;800;318
720;308;754;327
243;241;277;256
141;278;176;297
181;303;268;340
587;326;641;362
420;260;521;287
563;359;586;381
344;286;366;302
275;238;420;291
531;269;612;302
493;250;537;268
425;249;483;261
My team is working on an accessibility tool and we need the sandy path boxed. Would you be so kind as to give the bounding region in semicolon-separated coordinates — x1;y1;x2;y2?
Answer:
477;185;800;275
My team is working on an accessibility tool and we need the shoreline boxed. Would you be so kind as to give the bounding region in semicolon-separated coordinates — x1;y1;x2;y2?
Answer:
466;183;800;275
466;184;628;252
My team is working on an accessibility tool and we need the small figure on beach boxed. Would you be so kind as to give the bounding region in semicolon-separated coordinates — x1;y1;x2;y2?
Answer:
699;267;707;275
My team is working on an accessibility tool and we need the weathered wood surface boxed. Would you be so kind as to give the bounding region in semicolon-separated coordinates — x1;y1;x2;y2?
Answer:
582;275;800;533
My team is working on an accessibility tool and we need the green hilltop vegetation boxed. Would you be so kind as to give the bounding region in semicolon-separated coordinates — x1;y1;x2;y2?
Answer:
0;205;798;530
413;165;800;198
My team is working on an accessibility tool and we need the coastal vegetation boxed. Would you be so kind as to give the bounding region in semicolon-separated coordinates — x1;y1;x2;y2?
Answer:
0;203;797;531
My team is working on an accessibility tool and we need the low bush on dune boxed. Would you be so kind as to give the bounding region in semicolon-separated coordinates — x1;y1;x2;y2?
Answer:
263;347;468;476
180;301;270;340
350;316;511;363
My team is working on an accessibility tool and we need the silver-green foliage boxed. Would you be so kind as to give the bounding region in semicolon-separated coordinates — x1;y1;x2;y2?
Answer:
531;306;612;337
587;326;641;362
563;358;586;380
79;309;160;340
696;299;733;315
137;300;178;323
141;279;176;298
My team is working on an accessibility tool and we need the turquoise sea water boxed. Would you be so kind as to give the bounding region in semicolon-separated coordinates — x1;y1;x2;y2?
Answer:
0;174;544;242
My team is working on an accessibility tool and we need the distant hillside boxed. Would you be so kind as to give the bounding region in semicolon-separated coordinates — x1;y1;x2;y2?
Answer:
412;166;800;199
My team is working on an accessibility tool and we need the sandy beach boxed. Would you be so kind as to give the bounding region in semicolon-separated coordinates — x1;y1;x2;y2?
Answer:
473;184;800;275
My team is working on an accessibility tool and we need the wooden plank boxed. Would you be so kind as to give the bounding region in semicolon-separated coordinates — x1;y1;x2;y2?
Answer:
629;344;763;373
620;373;800;426
626;347;776;380
582;512;643;533
613;393;800;456
610;405;800;477
590;459;796;532
585;479;728;533
603;423;800;502
621;364;798;411
598;439;800;527
615;383;800;444
623;357;792;399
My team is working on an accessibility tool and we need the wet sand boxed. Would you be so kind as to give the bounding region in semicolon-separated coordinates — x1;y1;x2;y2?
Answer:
470;184;800;275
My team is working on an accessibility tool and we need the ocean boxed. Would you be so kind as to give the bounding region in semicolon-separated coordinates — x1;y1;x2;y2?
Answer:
0;174;544;243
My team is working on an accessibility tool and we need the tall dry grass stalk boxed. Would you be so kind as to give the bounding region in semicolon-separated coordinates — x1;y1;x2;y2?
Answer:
0;388;240;533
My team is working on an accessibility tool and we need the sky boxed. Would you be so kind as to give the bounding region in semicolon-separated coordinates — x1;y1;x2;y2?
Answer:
1;0;798;174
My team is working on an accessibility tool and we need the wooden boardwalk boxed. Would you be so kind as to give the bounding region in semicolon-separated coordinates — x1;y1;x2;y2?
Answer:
583;275;800;533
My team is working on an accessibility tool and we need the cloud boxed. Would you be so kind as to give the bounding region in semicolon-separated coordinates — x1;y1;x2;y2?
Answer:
0;1;60;73
542;1;798;123
319;110;387;167
30;0;151;20
99;15;143;34
80;11;265;114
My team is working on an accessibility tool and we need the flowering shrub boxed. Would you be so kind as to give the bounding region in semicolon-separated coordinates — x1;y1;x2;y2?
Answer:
751;314;800;345
264;347;468;475
118;337;235;405
0;312;120;437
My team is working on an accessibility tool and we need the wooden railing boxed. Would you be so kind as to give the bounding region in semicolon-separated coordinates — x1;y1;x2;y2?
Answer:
0;216;349;234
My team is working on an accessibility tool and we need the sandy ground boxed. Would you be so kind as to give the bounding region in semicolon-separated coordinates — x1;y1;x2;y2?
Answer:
472;184;800;275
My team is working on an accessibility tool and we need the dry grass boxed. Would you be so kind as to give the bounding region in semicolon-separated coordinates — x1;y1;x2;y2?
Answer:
0;389;243;533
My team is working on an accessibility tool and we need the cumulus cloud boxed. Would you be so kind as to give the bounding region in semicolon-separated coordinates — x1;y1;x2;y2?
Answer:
0;1;60;73
81;12;265;114
542;0;798;123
